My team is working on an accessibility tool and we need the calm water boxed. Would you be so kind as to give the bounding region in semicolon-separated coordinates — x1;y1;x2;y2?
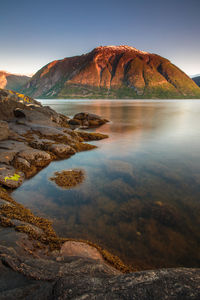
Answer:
13;99;200;270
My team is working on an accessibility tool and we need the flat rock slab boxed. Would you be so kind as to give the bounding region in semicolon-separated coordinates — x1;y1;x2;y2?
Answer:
60;241;103;260
0;164;24;188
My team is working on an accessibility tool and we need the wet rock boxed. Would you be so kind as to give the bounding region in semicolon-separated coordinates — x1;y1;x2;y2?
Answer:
71;112;109;128
18;149;51;167
68;118;82;126
48;144;76;158
0;244;199;300
0;121;9;141
77;131;109;141
60;241;103;260
13;108;26;118
13;157;31;169
0;164;24;188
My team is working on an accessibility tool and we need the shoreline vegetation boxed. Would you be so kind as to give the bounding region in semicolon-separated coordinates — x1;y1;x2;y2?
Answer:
0;87;133;273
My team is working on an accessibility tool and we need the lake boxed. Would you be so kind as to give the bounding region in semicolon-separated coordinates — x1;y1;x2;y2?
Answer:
12;99;200;270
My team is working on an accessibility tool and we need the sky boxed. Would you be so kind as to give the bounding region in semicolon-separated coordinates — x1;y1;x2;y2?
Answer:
0;0;200;76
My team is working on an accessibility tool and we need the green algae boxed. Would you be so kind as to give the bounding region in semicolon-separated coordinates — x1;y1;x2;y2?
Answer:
4;173;21;182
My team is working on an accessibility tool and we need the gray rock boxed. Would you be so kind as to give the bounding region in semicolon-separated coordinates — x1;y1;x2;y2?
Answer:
53;268;200;299
0;261;52;300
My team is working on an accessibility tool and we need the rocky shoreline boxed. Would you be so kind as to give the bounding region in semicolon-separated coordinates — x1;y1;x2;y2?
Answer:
0;88;199;299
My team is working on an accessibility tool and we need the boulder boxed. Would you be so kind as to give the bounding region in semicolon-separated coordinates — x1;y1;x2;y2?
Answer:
71;112;109;128
60;241;103;260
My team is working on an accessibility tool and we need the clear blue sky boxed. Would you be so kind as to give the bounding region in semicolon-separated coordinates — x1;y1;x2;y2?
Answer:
0;0;199;76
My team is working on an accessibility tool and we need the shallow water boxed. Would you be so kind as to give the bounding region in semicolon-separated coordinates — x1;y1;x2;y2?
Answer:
13;99;200;270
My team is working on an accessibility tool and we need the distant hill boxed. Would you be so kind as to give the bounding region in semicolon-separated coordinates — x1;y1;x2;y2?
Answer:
0;71;30;92
21;45;200;99
192;76;200;87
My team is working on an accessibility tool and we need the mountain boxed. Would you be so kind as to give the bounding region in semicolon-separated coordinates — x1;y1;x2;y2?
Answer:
192;76;200;87
0;71;30;92
21;46;200;99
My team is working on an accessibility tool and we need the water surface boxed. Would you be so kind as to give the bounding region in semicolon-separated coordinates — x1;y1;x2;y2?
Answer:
13;99;200;270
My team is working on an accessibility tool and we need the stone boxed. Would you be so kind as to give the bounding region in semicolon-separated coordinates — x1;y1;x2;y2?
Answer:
71;112;109;128
0;150;16;165
53;268;200;300
0;244;199;300
18;149;51;167
13;108;26;118
0;164;24;188
13;157;31;169
0;121;9;141
60;241;103;260
68;118;82;126
48;144;76;158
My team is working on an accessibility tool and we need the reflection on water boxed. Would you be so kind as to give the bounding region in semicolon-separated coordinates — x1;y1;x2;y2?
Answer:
12;99;200;270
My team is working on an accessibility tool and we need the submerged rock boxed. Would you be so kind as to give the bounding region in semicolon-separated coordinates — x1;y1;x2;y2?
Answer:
50;169;85;189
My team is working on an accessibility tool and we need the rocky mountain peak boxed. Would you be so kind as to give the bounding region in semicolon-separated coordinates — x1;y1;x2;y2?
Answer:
92;45;149;55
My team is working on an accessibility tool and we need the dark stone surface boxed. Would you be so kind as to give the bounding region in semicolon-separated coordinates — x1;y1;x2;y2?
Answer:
71;112;109;128
53;268;200;299
0;245;199;299
14;108;26;118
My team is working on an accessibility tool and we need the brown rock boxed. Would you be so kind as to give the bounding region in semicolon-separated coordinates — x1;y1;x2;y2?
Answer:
60;241;103;260
0;121;9;141
18;149;51;167
0;164;24;188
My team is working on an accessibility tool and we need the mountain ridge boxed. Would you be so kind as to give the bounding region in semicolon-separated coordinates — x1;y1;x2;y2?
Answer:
0;71;30;92
21;45;200;99
192;75;200;87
